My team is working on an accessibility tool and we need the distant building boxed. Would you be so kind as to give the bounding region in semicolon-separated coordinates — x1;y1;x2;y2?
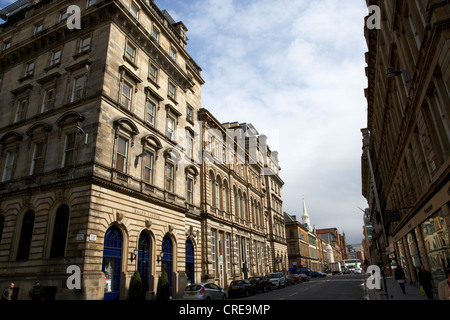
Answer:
284;199;334;272
316;228;347;262
284;212;310;270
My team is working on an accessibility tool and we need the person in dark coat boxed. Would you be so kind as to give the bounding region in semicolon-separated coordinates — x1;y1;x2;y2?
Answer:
418;265;434;299
394;265;406;294
29;282;45;301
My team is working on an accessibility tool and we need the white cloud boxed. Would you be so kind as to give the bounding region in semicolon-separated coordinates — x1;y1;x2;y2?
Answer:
155;0;369;243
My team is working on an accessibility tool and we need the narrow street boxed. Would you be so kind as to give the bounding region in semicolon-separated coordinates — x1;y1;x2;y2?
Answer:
230;274;366;300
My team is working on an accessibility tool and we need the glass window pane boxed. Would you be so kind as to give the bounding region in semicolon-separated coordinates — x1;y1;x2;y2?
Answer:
420;210;450;285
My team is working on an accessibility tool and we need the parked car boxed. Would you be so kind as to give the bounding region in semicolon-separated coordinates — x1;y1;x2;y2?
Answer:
182;283;227;300
298;273;309;282
285;274;295;286
249;276;272;293
309;271;326;278
267;272;286;289
228;280;257;298
291;274;301;284
354;268;362;274
298;267;312;276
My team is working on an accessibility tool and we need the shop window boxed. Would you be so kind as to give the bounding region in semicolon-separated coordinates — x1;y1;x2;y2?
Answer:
420;209;450;284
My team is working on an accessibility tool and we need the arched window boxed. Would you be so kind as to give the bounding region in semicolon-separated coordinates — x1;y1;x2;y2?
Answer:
252;200;256;225
50;204;70;258
215;176;221;210
17;210;35;261
0;214;5;243
138;232;151;296
242;193;247;220
185;240;195;284
238;190;242;219
222;180;229;212
258;203;263;227
103;226;123;300
209;172;215;207
162;236;173;297
234;188;238;216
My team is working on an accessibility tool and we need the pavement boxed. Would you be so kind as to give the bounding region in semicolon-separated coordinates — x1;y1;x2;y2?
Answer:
364;275;438;300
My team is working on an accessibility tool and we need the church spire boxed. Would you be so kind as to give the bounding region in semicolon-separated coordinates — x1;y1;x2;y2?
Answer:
302;195;309;217
301;196;312;232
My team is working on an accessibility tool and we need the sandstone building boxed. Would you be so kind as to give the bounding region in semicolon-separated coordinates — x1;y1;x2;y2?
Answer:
0;0;287;299
362;0;449;287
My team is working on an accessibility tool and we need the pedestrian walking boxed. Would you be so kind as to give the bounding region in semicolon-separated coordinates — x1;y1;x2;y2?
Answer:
418;265;434;299
438;267;450;300
2;283;15;300
28;282;45;301
394;265;406;294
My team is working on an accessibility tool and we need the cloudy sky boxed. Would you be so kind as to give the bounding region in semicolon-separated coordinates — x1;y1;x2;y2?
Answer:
153;0;370;244
0;0;370;244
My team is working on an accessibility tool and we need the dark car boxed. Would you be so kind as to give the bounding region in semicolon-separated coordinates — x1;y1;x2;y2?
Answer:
310;271;326;278
228;280;257;298
249;276;272;293
298;273;309;282
291;274;301;284
298;267;312;276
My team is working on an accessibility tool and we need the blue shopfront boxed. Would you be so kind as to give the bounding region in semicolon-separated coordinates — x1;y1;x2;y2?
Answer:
102;226;123;300
161;236;173;297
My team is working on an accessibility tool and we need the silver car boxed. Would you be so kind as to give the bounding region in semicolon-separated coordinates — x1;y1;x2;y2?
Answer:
182;283;227;300
268;272;286;289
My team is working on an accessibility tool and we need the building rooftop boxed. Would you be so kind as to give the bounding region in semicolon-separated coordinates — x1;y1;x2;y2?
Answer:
0;0;29;21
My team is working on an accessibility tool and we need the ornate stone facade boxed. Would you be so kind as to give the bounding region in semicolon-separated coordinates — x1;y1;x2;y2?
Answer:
0;0;287;299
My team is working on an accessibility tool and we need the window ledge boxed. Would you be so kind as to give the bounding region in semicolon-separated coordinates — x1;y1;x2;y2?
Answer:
123;55;139;70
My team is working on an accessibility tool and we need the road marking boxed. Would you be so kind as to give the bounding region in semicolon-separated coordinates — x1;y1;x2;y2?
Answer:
289;292;298;297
